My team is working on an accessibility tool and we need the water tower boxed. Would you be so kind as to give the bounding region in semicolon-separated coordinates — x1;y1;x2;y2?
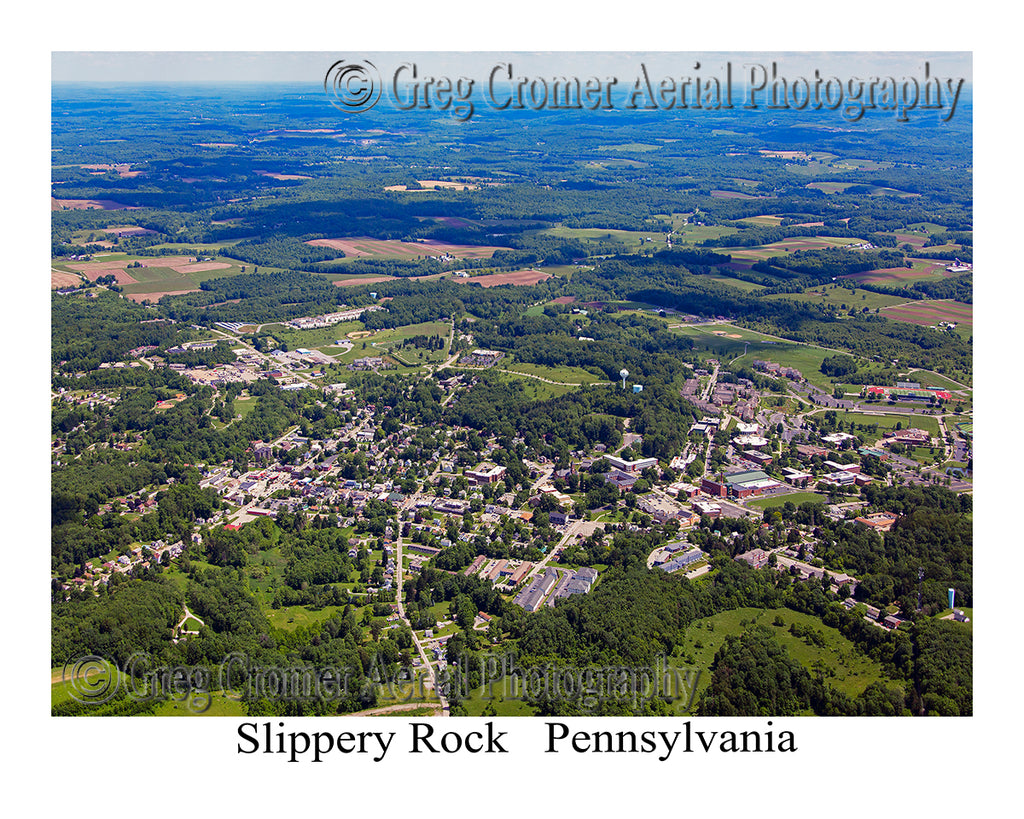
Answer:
948;588;955;611
619;368;629;389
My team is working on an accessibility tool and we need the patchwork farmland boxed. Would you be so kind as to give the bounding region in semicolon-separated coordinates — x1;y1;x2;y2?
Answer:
879;300;973;328
306;236;505;260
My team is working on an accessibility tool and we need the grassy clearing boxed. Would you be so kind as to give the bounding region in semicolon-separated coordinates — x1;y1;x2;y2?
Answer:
153;693;248;716
765;286;909;311
503;362;603;385
265;604;349;631
272;320;365;350
672;323;838;390
460;686;542;716
499;372;575;400
815;409;940;438
679;607;896;702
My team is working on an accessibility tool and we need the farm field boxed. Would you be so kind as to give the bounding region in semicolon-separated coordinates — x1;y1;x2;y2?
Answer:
306;236;505;260
879;299;972;328
840;259;957;285
51;196;136;210
457;269;554;287
764;286;908;311
530;225;671;251
51;268;82;289
53;252;251;302
725;236;867;261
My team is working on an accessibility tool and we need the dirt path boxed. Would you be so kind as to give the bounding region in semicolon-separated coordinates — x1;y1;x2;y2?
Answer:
344;702;444;717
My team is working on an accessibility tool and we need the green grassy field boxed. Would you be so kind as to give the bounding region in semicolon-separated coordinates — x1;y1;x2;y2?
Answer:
329;321;451;368
265;604;350;631
498;372;576;400
153;693;248;716
746;492;827;509
813;409;940;439
502;362;604;385
679;606;897;703
272;320;366;351
671;323;839;390
765;286;909;311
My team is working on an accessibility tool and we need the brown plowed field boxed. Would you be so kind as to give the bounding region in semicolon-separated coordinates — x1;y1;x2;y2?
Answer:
51;197;136;211
457;269;552;287
879;300;972;327
306;236;503;260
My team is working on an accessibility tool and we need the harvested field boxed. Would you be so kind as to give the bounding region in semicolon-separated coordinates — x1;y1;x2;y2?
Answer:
79;163;140;178
256;170;312;181
51;270;82;289
125;289;198;303
307;236;504;260
710;190;766;200
551;296;576;304
51;197;136;211
333;276;396;287
176;262;232;274
104;225;157;236
805;181;855;194
458;269;552;287
727;237;855;260
879;300;973;327
841;259;953;285
68;256;197;281
385;180;480;191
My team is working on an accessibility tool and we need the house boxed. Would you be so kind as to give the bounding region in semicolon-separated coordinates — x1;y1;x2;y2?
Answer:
854;511;900;532
735;548;770;569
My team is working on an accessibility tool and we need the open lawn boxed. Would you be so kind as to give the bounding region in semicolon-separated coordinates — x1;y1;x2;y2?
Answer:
746;492;827;509
810;409;940;439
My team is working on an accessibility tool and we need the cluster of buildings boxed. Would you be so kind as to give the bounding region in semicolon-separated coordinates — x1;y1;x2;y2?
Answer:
285;305;382;329
513;566;598;612
864;383;952;403
458;349;504;368
62;539;187;595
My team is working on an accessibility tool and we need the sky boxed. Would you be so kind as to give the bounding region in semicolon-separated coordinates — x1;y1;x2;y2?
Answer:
52;51;972;85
